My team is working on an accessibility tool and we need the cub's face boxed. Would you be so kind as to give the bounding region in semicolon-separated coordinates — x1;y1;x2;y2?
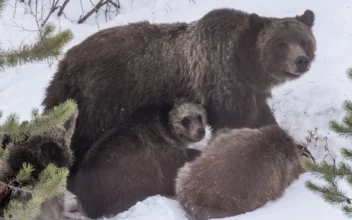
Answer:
180;112;206;142
21;136;74;168
5;135;75;178
169;101;207;143
254;10;316;83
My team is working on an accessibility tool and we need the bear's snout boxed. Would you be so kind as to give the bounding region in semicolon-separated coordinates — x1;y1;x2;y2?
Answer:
189;127;205;142
196;128;205;140
295;56;309;73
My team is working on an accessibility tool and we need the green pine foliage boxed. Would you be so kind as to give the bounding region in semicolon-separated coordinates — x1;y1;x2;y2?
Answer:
0;99;78;145
0;0;6;15
303;67;352;218
0;99;77;220
0;1;73;70
5;164;69;220
0;23;73;70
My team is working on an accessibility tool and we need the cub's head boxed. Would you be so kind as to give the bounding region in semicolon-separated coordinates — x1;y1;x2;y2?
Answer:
169;99;207;143
5;111;78;178
250;9;316;84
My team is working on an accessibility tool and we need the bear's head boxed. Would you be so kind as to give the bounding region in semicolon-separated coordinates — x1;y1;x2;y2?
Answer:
251;10;316;84
3;111;78;179
169;99;207;143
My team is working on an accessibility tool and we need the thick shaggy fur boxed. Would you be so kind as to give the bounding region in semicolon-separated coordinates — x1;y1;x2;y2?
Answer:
175;125;306;220
42;8;317;182
0;113;87;220
73;100;207;219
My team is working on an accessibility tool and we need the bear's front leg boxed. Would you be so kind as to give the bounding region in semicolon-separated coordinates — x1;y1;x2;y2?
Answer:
252;99;279;128
206;97;278;133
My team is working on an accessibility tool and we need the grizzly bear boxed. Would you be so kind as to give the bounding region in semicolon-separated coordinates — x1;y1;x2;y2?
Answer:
175;125;313;220
0;112;88;220
41;8;317;183
72;99;207;219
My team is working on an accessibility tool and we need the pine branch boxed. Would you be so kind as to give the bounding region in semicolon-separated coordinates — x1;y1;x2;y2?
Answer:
0;114;24;142
7;196;44;220
30;109;39;121
0;24;73;70
0;99;77;143
0;0;6;15
34;164;69;200
303;159;345;182
347;68;352;81
15;163;34;183
337;160;352;176
305;181;350;206
344;100;352;115
343;205;352;218
21;99;77;136
329;120;352;138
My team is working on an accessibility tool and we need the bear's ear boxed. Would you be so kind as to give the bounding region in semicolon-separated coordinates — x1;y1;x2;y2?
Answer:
296;10;315;28
249;13;270;32
62;110;78;147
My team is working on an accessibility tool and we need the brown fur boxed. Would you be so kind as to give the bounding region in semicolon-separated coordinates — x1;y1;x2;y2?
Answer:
73;100;207;219
175;125;306;220
41;8;317;186
0;112;88;220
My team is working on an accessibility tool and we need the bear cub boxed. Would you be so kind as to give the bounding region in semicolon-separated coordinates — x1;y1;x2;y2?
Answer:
73;99;207;219
175;125;313;220
0;112;88;220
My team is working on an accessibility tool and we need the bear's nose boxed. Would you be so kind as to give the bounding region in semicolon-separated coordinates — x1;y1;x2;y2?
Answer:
295;56;309;72
197;128;205;139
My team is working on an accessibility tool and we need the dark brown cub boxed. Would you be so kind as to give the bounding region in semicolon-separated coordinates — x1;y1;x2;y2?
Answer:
73;99;207;219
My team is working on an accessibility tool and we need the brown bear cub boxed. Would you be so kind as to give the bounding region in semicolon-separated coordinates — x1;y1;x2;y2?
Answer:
0;112;87;220
42;8;317;181
73;99;207;219
175;125;311;220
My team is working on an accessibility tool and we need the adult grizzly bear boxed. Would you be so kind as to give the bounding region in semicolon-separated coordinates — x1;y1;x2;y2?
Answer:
175;125;311;220
42;8;316;180
73;99;207;218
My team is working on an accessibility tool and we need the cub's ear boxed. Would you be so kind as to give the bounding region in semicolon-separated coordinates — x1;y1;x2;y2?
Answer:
63;110;78;147
296;9;315;28
249;13;271;32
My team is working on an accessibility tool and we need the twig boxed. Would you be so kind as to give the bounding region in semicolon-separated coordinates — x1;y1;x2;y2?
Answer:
0;180;33;195
12;0;18;18
77;0;109;24
322;136;336;165
41;0;60;27
109;0;120;13
57;0;70;17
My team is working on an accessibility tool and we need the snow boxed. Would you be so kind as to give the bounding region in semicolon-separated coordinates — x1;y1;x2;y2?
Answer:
1;0;352;219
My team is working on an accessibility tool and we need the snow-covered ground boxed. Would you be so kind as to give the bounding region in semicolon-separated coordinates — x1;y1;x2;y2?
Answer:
1;0;352;219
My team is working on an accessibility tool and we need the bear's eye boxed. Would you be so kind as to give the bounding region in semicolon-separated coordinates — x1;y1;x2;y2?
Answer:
278;42;287;49
182;117;191;128
301;40;307;46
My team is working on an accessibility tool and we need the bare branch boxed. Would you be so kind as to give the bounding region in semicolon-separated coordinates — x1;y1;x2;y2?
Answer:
77;0;109;24
12;0;18;18
0;180;33;195
41;0;60;27
57;0;70;17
